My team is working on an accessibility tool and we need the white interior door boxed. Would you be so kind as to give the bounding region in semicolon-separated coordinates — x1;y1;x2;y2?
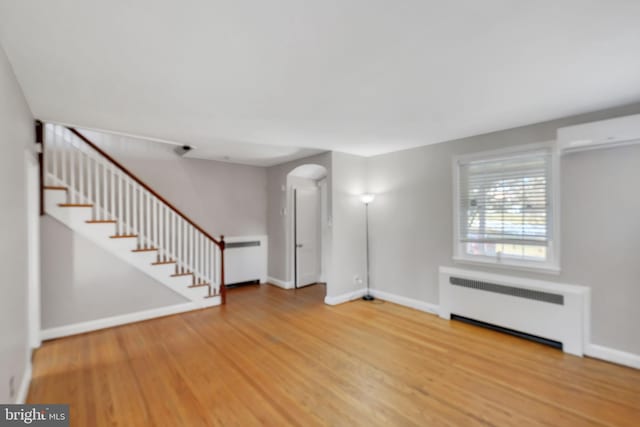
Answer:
295;187;320;287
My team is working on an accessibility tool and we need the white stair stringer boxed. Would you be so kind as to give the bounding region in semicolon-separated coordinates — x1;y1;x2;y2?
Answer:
45;188;221;307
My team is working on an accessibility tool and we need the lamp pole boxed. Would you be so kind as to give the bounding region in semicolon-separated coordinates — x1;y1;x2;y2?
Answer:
362;194;374;301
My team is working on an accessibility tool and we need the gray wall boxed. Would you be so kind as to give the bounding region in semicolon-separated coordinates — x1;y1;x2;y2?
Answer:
367;102;640;355
328;152;368;298
266;152;331;282
81;130;268;237
0;43;33;403
40;216;188;329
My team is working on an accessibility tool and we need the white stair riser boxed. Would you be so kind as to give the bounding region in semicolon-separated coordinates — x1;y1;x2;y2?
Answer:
151;263;178;277
134;251;161;265
45;189;67;206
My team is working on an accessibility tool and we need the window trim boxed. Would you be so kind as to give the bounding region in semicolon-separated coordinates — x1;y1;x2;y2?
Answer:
452;141;561;274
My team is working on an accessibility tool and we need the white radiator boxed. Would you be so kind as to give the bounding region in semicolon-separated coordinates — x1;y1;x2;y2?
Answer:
225;235;267;285
439;267;590;356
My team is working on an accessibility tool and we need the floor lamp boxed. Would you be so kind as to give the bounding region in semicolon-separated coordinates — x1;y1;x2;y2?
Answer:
361;194;375;301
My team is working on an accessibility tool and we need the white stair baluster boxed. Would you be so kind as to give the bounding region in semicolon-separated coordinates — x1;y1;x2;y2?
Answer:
215;243;221;291
61;128;67;188
205;239;209;285
201;235;205;283
88;155;93;215
164;205;169;261
159;200;163;258
196;232;200;283
156;203;161;259
196;230;199;279
184;222;188;274
78;148;84;203
178;219;183;272
170;211;175;262
149;196;154;248
129;180;134;235
194;231;198;281
153;197;158;255
189;224;196;273
51;125;58;182
119;172;124;235
146;193;151;249
212;241;216;286
110;166;115;222
187;225;191;273
185;224;189;273
194;228;198;277
101;161;106;221
207;240;213;285
162;203;171;261
123;178;129;234
178;216;181;268
133;186;138;241
69;134;75;203
168;208;171;262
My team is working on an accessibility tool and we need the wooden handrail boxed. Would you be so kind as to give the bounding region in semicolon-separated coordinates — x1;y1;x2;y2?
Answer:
68;127;223;248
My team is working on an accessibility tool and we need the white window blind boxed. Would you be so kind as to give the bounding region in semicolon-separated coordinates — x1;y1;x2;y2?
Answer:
458;149;552;263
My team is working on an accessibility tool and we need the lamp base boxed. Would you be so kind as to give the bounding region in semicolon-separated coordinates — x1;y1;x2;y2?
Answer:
362;294;375;301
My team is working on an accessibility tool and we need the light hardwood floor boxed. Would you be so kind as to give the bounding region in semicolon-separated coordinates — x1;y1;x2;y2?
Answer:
29;284;640;426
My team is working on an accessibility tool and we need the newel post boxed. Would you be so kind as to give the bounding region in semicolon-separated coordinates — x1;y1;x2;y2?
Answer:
220;235;226;304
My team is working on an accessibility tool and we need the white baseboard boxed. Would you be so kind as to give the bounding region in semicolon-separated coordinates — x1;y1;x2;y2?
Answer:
370;289;439;315
324;288;366;305
267;277;294;289
41;299;220;341
586;344;640;370
16;357;32;404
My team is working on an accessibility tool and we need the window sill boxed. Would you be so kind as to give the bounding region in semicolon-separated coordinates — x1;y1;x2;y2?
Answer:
452;256;561;275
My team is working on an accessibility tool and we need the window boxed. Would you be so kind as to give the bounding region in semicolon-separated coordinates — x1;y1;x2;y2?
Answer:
454;144;559;272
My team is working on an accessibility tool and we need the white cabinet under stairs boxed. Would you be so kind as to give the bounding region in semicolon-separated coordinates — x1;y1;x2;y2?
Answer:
42;123;225;307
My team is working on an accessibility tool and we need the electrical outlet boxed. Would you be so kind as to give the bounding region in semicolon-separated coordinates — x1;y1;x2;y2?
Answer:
9;375;15;398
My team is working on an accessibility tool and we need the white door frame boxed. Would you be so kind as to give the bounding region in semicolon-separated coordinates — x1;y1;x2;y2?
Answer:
25;149;41;349
286;165;328;290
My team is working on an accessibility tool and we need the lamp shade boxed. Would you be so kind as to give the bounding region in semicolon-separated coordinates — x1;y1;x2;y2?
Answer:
360;193;375;204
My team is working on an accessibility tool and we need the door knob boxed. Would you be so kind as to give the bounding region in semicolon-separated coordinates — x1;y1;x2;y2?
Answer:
296;244;303;248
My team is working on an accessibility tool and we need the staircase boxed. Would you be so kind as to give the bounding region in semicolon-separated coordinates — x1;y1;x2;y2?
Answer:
40;122;226;307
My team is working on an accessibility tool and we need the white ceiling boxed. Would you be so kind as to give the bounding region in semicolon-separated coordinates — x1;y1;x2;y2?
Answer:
1;0;640;164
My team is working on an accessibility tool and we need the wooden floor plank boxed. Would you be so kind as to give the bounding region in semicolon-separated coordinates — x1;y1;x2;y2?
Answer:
28;284;640;426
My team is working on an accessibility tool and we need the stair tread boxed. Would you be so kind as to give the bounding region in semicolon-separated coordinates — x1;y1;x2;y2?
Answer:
110;234;138;239
132;248;158;252
86;220;117;224
44;186;68;191
59;203;93;207
152;260;176;265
